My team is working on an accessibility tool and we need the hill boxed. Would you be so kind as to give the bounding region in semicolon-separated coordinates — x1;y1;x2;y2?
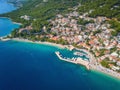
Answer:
2;0;82;22
78;0;120;20
77;0;120;36
1;0;120;36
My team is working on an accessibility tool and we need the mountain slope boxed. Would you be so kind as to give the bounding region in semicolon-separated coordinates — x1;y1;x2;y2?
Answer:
2;0;120;36
78;0;120;20
2;0;82;20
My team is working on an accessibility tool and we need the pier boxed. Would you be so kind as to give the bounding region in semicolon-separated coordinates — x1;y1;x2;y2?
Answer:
55;51;90;69
0;37;10;41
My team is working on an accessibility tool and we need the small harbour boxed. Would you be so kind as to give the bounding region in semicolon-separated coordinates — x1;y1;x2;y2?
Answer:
0;41;120;90
55;51;90;69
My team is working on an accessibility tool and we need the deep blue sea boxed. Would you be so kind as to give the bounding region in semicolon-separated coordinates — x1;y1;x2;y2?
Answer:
0;0;120;90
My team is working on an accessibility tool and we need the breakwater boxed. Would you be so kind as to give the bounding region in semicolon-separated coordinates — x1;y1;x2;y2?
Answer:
55;51;90;69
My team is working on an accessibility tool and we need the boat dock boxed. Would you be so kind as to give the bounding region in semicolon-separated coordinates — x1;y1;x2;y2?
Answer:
55;51;90;69
74;52;87;57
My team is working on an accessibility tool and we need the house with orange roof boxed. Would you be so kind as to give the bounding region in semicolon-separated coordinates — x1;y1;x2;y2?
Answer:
50;36;59;41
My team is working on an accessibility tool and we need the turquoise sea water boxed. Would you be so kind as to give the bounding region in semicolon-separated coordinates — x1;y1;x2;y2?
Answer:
0;0;16;14
0;0;120;90
0;41;120;90
0;17;19;37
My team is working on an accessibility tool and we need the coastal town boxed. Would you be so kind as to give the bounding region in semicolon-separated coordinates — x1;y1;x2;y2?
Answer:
2;0;120;89
1;3;120;79
50;10;120;77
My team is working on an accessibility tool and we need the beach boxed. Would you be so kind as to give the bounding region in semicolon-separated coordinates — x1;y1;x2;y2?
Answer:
11;38;66;49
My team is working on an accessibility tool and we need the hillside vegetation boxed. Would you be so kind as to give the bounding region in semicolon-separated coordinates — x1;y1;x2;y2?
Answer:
78;0;120;35
1;0;120;36
2;0;82;21
1;0;83;29
78;0;120;19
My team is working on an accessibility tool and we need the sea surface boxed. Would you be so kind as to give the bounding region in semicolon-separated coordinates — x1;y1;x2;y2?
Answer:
0;17;19;37
0;0;120;90
0;0;16;14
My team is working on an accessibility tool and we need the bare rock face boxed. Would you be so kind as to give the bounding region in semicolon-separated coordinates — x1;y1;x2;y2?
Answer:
7;0;27;7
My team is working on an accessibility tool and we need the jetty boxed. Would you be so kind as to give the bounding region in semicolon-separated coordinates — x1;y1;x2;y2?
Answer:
0;37;10;41
55;51;90;69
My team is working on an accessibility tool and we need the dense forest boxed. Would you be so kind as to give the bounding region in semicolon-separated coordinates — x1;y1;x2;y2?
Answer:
1;0;120;39
2;0;120;25
78;0;120;19
0;0;84;30
1;0;82;22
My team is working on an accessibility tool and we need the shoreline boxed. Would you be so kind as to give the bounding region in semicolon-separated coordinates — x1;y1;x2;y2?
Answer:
11;38;66;49
1;37;120;80
91;64;120;80
12;38;120;80
0;17;22;25
91;69;120;82
13;21;22;25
